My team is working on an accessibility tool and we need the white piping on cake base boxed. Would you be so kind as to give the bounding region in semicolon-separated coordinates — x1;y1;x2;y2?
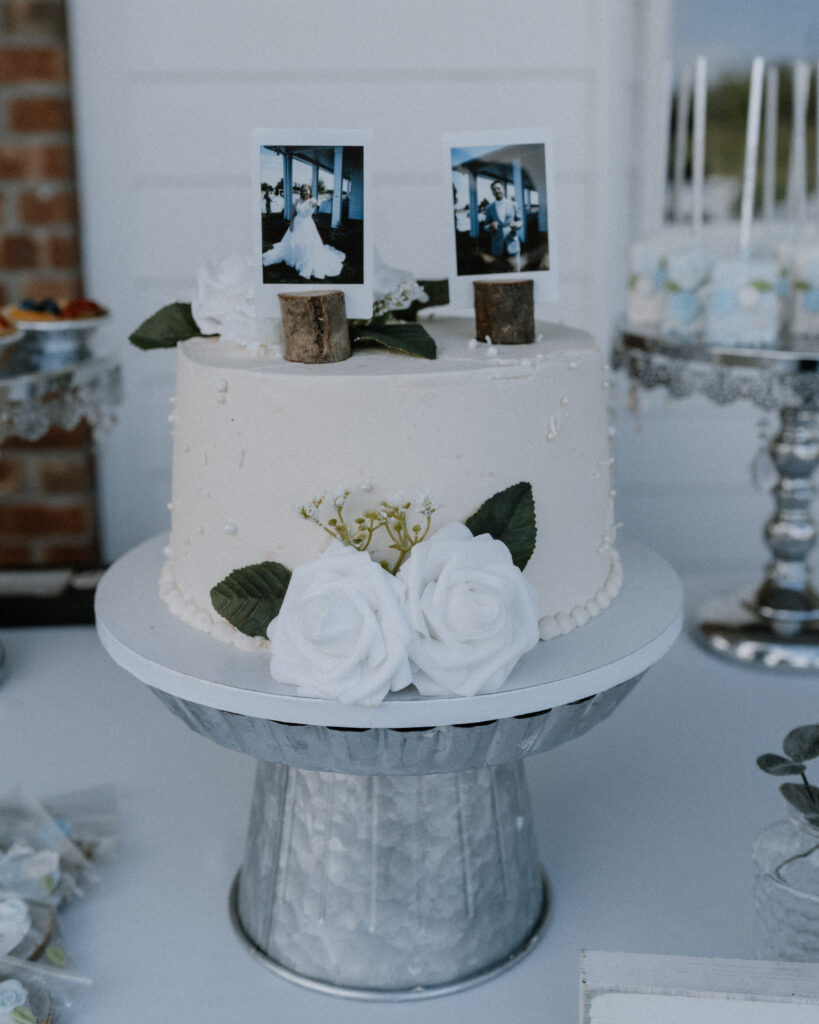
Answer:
537;550;624;641
160;549;625;653
159;559;269;652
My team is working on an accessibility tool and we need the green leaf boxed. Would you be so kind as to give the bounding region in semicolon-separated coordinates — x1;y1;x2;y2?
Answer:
351;322;437;359
793;279;810;291
210;561;292;637
45;944;67;966
757;753;806;776
465;482;536;571
11;1008;36;1024
129;302;205;350
784;724;819;762
780;781;819;823
750;279;774;292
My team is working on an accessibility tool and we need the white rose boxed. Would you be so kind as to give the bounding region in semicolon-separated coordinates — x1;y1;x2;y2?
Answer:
218;309;281;352
267;541;413;706
398;522;540;697
0;896;30;956
0;979;26;1016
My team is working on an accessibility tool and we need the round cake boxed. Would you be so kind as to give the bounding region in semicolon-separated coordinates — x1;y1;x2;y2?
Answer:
160;316;621;652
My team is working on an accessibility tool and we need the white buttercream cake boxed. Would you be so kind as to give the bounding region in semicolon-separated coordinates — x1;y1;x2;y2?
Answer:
160;317;621;655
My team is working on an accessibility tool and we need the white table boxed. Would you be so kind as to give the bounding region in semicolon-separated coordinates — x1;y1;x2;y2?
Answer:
1;570;816;1022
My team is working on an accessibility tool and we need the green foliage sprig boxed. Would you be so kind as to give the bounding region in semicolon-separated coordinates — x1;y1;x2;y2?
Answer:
757;724;819;825
299;490;438;574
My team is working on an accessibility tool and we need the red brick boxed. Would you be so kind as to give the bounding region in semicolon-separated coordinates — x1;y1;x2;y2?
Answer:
0;47;67;82
36;454;92;492
43;232;78;268
17;273;81;300
3;1;66;39
0;144;33;178
0;233;38;268
38;541;98;565
0;502;92;535
19;189;76;224
9;96;72;133
0;458;24;495
2;423;91;450
38;142;73;178
0;542;32;565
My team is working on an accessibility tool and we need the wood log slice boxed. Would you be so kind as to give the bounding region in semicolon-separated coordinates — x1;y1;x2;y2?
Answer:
279;290;350;363
474;279;535;345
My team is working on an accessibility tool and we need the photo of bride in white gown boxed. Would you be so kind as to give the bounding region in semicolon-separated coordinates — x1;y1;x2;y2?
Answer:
262;184;346;281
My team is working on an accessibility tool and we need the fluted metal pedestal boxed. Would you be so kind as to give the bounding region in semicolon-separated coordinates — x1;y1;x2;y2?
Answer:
616;327;819;670
232;760;546;996
95;534;682;1000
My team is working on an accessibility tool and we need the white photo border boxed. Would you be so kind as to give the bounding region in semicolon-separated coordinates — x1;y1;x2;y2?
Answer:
442;128;558;308
252;129;373;320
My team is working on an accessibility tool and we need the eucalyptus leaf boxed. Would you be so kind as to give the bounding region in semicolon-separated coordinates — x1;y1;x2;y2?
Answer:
129;302;204;350
210;561;292;637
780;781;819;823
45;944;67;966
11;1009;36;1024
757;753;807;776
784;724;819;763
351;322;437;359
465;481;536;570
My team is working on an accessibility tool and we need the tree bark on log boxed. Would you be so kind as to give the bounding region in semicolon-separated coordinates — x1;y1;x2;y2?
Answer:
279;290;350;363
474;279;535;345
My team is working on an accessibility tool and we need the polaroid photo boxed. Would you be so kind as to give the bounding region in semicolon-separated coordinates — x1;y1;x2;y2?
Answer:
252;131;373;319
443;129;557;307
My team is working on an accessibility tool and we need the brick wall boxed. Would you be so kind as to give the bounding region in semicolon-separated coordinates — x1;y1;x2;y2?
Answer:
0;0;99;569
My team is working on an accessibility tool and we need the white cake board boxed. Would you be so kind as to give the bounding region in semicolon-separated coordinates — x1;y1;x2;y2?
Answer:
95;534;682;728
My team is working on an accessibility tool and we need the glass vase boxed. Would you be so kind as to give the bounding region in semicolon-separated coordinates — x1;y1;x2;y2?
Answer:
753;805;819;960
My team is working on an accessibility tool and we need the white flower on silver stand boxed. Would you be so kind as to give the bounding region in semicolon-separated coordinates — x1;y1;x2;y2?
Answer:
267;541;413;706
398;522;540;697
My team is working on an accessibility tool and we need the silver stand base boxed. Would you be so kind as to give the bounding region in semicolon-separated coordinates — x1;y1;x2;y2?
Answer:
696;591;819;670
230;760;549;1000
229;871;551;1001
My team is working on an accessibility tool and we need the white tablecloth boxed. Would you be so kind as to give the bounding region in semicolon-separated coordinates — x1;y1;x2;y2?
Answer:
1;571;816;1023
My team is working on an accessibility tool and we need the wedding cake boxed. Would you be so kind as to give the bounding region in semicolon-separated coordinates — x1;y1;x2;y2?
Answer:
136;257;621;705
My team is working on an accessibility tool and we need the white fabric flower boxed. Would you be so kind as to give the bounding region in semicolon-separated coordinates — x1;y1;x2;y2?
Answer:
267;541;413;706
398;522;540;697
371;251;429;317
191;254;279;351
0;979;26;1017
0;896;30;956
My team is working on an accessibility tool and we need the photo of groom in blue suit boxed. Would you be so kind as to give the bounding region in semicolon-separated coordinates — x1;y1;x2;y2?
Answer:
483;180;522;265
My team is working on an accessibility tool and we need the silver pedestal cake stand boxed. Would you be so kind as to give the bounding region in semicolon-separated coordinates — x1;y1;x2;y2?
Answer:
0;320;121;676
95;534;681;1000
615;326;819;670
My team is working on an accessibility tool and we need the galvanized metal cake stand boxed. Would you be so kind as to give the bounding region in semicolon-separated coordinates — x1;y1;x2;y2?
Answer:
615;326;819;670
0;320;121;676
95;534;682;1001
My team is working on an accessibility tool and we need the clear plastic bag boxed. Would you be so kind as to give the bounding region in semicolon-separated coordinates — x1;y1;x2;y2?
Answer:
0;955;90;1022
43;786;120;864
0;895;70;969
0;790;96;906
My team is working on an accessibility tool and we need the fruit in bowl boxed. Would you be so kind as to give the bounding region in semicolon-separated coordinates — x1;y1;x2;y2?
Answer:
7;297;108;322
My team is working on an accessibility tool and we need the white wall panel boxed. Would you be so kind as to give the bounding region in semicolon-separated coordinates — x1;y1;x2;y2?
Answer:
123;0;592;75
68;0;672;564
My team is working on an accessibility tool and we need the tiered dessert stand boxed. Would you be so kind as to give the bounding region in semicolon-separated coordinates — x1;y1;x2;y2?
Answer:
615;326;819;670
95;534;682;1000
0;317;121;674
